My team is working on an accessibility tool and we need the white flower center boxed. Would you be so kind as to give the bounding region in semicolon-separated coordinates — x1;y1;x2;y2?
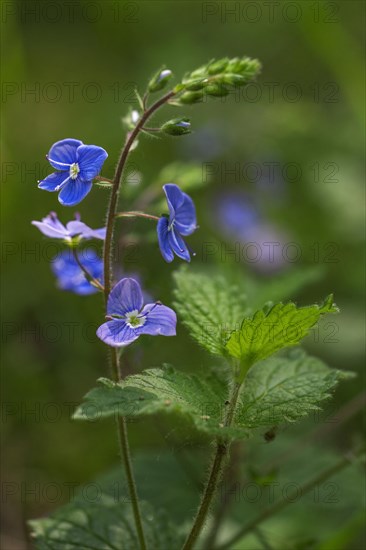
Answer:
69;163;80;180
125;309;146;329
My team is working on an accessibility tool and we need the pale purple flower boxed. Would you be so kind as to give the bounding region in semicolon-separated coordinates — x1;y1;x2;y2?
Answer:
32;212;106;241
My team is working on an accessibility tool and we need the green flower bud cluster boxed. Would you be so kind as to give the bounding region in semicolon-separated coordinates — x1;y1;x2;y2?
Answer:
175;56;261;104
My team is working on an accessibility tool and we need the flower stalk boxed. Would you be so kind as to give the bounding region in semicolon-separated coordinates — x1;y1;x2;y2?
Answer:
182;380;243;550
102;88;176;550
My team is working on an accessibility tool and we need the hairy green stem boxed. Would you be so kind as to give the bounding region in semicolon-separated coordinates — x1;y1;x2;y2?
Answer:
102;89;176;550
216;447;364;550
182;381;243;550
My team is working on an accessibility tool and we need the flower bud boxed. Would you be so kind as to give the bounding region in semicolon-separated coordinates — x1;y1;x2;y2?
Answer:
207;57;229;75
148;67;173;93
221;74;247;86
184;78;209;91
205;83;229;97
161;118;191;136
178;91;205;104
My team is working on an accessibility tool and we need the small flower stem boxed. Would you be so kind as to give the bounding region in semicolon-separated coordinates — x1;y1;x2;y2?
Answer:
102;88;176;550
182;381;243;550
142;127;161;132
71;248;104;291
116;211;160;222
95;175;114;184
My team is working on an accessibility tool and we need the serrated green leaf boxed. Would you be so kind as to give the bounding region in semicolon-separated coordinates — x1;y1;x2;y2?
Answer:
235;350;355;428
226;295;338;372
173;268;250;356
74;353;353;440
29;499;181;550
73;366;233;438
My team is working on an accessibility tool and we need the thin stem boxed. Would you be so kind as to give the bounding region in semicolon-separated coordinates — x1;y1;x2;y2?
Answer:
116;211;160;221
182;381;243;550
203;442;243;550
103;89;175;299
216;446;364;550
72;248;104;291
101;88;176;550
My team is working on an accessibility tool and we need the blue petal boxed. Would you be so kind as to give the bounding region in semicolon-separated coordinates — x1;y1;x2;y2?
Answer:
168;229;191;262
174;193;197;236
38;172;70;192
157;217;174;263
44;212;67;232
65;221;106;240
107;278;144;316
96;320;140;347
58;177;93;206
47;139;82;170
78;249;104;280
51;250;99;295
31;220;68;239
65;220;90;236
163;183;185;213
90;227;107;240
77;145;108;181
139;304;177;336
32;213;68;238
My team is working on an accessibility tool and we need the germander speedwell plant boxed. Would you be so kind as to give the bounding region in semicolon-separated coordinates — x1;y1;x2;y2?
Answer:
29;57;356;549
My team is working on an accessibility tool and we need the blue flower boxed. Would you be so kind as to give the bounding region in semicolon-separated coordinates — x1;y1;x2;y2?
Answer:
38;138;108;206
32;212;106;241
97;278;176;347
157;184;197;262
51;249;103;295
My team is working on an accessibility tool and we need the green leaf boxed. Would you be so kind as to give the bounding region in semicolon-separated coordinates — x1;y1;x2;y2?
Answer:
235;349;355;428
173;267;250;356
225;295;338;373
29;499;182;550
73;366;233;438
73;353;353;440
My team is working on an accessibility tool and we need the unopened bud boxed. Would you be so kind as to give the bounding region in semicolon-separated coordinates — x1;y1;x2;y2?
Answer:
178;91;205;104
184;78;209;91
207;58;229;75
148;68;173;93
161;118;191;136
205;83;229;97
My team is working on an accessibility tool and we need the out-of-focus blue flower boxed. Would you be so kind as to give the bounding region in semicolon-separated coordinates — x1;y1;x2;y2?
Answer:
214;190;290;273
216;192;259;238
32;212;106;241
51;249;103;295
157;184;197;262
97;278;176;347
38;138;108;206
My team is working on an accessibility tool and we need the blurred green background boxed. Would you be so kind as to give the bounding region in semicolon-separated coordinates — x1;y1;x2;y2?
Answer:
2;1;365;548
